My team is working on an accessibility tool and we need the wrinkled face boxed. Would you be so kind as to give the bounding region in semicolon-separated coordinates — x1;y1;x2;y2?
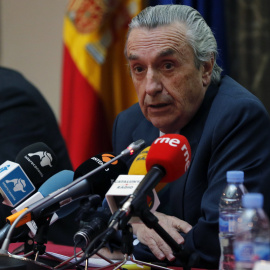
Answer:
126;23;213;133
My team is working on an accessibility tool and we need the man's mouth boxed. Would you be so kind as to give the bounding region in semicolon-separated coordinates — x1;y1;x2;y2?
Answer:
149;103;168;108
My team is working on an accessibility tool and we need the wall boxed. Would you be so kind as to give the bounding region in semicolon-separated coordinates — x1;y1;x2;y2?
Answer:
0;0;69;121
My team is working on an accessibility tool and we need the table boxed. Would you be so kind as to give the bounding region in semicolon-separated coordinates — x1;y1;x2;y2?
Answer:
3;242;206;270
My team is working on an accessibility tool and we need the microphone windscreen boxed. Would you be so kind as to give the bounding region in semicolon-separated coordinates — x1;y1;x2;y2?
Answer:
74;153;128;199
38;170;74;196
129;146;168;193
15;142;57;188
128;147;149;175
38;170;78;219
128;146;160;209
146;134;191;183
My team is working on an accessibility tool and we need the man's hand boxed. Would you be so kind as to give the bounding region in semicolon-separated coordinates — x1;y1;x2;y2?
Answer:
132;212;192;262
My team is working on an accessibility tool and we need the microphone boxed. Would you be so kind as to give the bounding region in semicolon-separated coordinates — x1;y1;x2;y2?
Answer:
73;146;156;250
128;147;149;174
0;142;57;207
106;146;160;222
120;139;145;156
0;170;75;245
6;170;79;227
145;134;191;183
15;142;57;187
70;136;191;268
10;170;76;227
5;146;139;228
111;134;191;226
128;146;157;211
72;154;128;249
74;152;128;201
1;140;145;252
87;134;192;260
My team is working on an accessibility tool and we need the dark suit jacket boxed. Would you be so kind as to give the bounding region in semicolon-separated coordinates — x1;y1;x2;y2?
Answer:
0;67;72;170
112;75;270;268
0;67;78;244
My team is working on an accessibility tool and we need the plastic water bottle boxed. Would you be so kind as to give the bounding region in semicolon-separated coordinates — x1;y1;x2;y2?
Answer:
219;171;247;270
234;193;270;270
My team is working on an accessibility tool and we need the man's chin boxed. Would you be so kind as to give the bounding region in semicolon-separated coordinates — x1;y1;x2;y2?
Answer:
145;115;177;133
152;123;180;135
151;122;172;134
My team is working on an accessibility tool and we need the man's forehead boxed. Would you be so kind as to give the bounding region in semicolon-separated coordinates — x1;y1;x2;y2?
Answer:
127;47;178;61
127;36;189;63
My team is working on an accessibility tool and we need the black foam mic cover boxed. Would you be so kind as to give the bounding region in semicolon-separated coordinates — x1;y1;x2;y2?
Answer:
15;142;57;188
74;153;128;200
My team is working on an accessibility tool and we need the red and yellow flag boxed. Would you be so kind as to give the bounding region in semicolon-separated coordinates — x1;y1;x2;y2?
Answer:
60;0;145;169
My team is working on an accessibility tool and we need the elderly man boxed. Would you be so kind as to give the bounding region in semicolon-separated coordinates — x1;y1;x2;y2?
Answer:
110;4;270;268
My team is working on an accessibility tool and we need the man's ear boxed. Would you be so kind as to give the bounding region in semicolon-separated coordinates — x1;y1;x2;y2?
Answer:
202;55;214;87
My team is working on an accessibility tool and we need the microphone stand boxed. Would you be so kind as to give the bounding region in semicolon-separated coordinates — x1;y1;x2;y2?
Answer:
0;139;145;269
1;139;145;253
10;216;53;262
113;224;172;270
13;215;54;263
32;214;53;262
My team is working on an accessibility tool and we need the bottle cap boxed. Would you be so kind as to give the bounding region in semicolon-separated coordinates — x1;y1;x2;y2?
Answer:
242;193;263;208
226;171;244;183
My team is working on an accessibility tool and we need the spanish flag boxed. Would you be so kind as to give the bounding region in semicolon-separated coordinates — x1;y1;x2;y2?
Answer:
60;0;145;169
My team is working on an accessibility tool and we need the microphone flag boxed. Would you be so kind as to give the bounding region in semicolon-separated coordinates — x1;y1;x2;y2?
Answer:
106;146;160;223
0;161;35;207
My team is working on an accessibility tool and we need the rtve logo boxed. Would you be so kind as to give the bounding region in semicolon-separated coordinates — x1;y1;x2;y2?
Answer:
154;137;190;171
154;137;181;147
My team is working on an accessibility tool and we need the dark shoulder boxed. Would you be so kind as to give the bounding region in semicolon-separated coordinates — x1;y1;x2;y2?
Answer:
118;102;144;119
0;67;53;112
217;76;266;107
212;76;269;116
205;76;270;143
114;103;145;129
0;67;35;90
113;103;145;155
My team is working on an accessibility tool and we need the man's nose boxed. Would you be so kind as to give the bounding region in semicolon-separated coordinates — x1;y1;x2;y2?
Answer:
145;69;162;96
